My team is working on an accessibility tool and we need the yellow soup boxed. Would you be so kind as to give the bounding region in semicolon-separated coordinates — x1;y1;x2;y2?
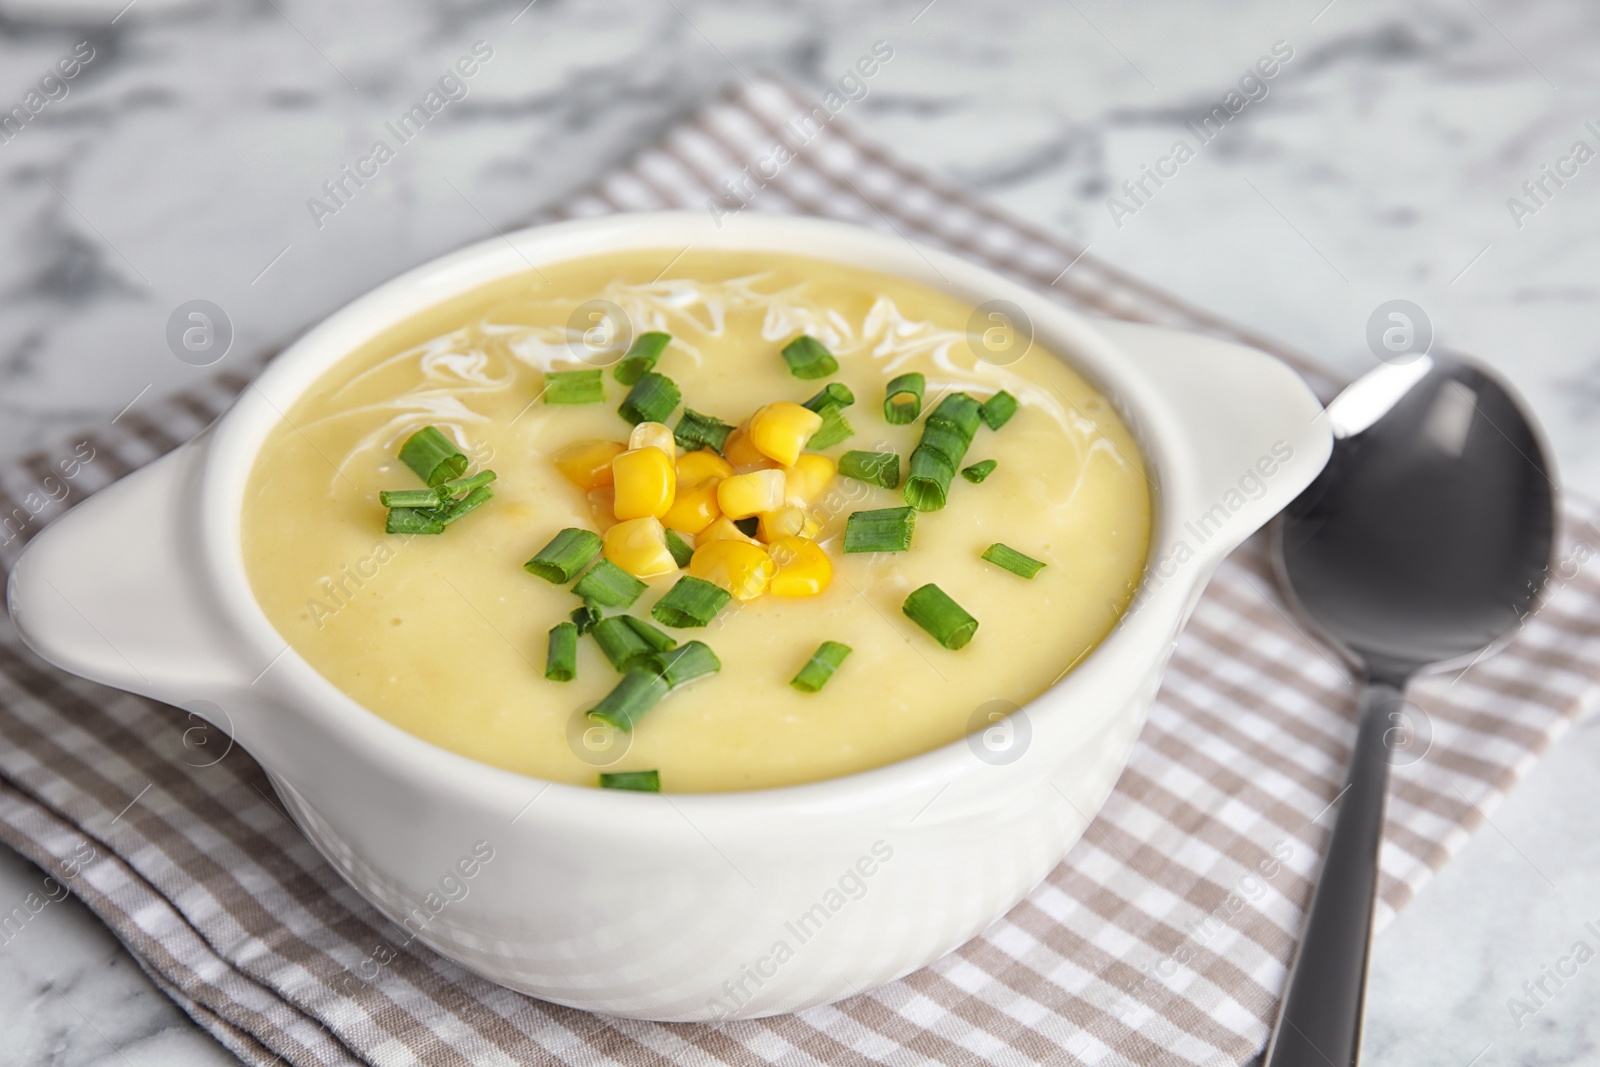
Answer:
242;251;1151;792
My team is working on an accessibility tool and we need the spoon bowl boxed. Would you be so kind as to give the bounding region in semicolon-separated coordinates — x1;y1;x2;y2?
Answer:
1264;353;1557;1067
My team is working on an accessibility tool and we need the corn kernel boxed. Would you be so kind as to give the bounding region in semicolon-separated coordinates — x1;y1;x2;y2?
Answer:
662;477;722;535
603;516;677;578
699;515;759;544
717;469;786;519
689;539;776;600
784;452;836;507
723;422;776;470
677;449;734;484
768;537;832;597
554;439;626;490
612;446;677;520
585;487;619;533
757;506;807;543
628;421;677;458
749;401;824;467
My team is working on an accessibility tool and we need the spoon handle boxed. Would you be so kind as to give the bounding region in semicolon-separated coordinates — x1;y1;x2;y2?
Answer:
1263;679;1399;1067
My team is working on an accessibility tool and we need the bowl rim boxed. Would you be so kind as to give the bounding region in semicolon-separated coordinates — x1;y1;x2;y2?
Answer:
201;210;1199;814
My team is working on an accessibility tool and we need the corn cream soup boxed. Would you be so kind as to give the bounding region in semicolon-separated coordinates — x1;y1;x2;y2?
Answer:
242;251;1150;792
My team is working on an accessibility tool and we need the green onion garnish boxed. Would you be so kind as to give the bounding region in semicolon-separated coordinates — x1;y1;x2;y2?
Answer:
982;543;1046;578
791;641;852;693
903;447;956;511
398;426;469;487
625;615;677;653
902;583;979;649
807;406;854;449
524;528;603;583
647;640;721;687
545;622;578;682
980;390;1019;430
571;598;602;635
379;487;448;508
781;335;839;379
838;450;901;489
919;424;970;466
664;528;695;568
385;507;445;536
675;409;734;453
843;506;915;553
545;369;605;405
883;373;926;425
437;485;493;526
651;576;731;628
591;616;665;672
733;516;760;538
599;769;660;792
618;371;681;425
572;559;647;608
614;331;671;386
443;469;497;495
802;382;855;413
961;459;997;483
927;393;983;445
587;668;669;731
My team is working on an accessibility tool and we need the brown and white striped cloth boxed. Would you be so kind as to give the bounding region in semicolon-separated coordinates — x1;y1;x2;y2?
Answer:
1;75;1598;1067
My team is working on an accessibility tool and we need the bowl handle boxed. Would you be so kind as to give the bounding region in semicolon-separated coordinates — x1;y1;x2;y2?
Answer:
1090;319;1333;554
7;441;254;706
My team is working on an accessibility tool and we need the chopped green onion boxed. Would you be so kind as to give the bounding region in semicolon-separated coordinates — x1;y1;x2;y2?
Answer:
614;331;671;386
618;371;681;425
442;469;497;496
903;447;956;511
675;409;733;453
733;516;760;538
545;622;578;682
545;369;605;405
438;485;493;526
399;426;469;487
838;450;901;489
591;616;662;672
982;543;1046;579
647;640;721;687
791;641;852;693
902;583;979;649
664;528;695;568
599;769;660;792
927;393;983;445
572;559;647;608
571;598;602;635
379;487;448;508
651;576;731;628
883;373;925;425
843;506;915;553
802;382;855;413
385;507;445;535
587;668;669;731
961;459;997;483
807;406;854;449
524;528;603;583
781;335;838;379
624;615;677;653
919;423;970;466
980;390;1019;430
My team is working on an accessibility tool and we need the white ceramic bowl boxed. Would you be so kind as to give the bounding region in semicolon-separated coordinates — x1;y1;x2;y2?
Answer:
6;212;1330;1021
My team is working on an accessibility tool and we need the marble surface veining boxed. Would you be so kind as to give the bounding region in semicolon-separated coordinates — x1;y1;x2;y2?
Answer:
1;0;1598;1063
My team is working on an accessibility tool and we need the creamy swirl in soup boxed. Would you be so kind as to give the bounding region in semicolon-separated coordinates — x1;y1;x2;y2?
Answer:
241;250;1150;792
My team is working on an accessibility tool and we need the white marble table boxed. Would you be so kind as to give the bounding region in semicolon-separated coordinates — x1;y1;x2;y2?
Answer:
1;0;1596;1063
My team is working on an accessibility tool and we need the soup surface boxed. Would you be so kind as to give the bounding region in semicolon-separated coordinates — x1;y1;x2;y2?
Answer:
242;250;1150;792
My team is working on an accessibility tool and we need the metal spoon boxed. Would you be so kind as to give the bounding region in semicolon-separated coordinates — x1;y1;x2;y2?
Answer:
1263;353;1557;1067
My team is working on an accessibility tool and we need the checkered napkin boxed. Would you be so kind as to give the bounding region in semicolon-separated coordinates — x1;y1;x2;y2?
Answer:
2;75;1598;1067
